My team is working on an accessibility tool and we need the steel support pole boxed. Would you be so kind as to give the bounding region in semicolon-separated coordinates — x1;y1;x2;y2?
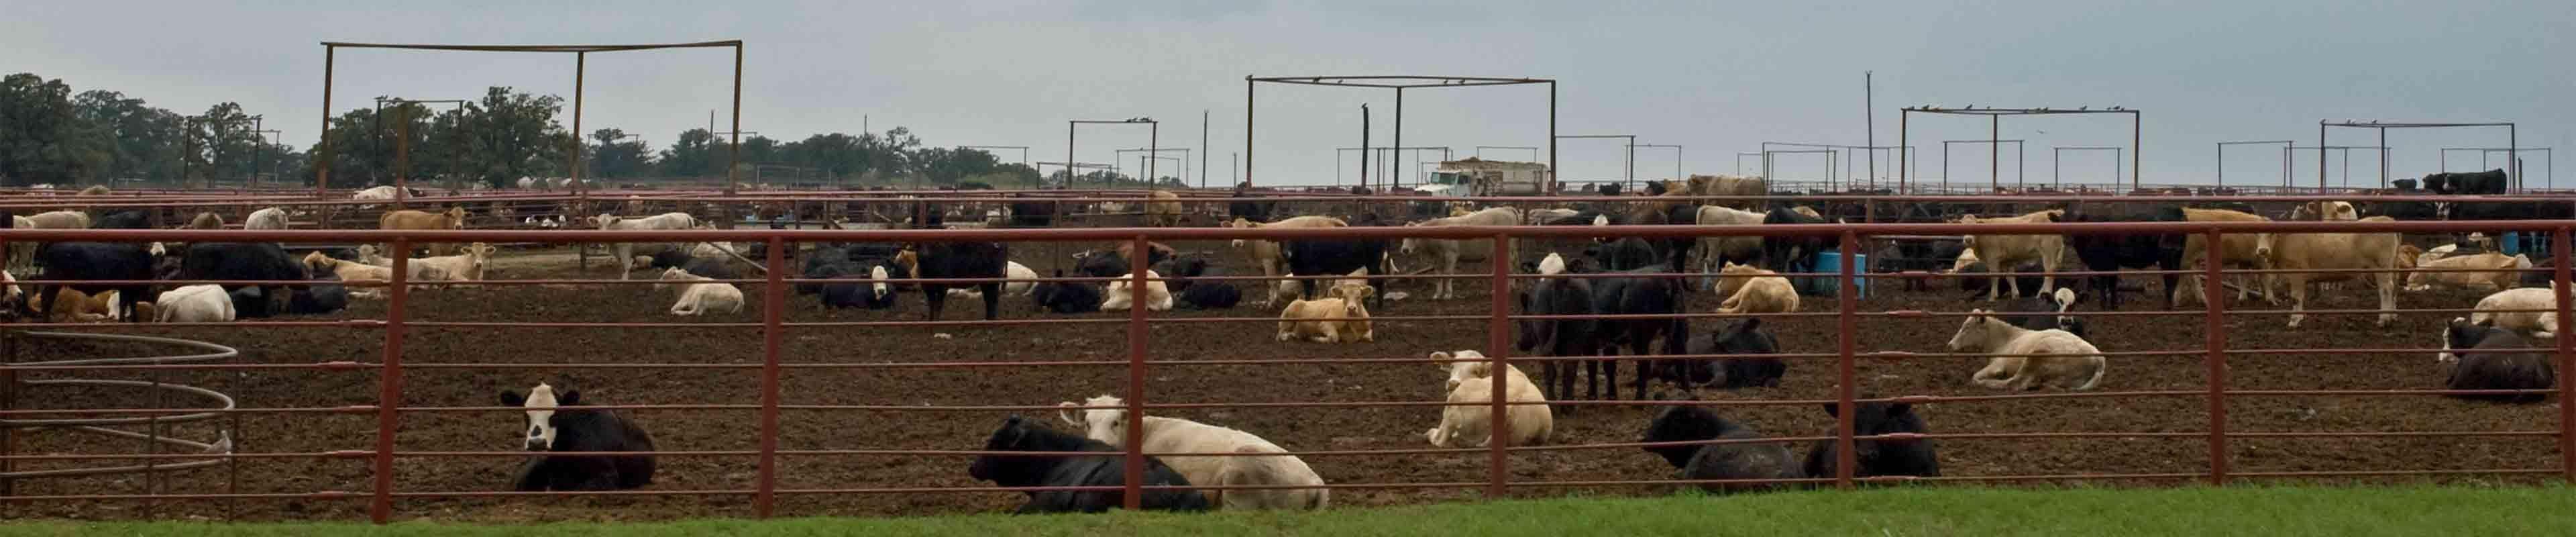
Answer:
570;52;585;197
755;236;785;517
1547;82;1558;193
1990;115;2000;192
2131;111;2142;190
726;44;744;224
1394;87;1403;191
1244;78;1254;188
1067;121;1077;189
318;46;335;196
368;238;411;524
1898;110;1909;193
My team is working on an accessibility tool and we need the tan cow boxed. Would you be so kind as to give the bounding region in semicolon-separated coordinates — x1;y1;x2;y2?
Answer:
2259;209;2402;328
1273;278;1373;344
2405;252;2528;292
2171;208;2275;307
1426;350;1552;448
411;242;497;287
1692;205;1768;276
1713;262;1799;315
26;210;91;230
1226;215;1349;305
1399;207;1521;299
40;288;121;324
1957;209;2066;301
1145;190;1185;226
379;207;469;257
183;211;224;230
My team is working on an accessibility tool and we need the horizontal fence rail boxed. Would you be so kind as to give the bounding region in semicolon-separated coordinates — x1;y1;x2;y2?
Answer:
0;209;2570;523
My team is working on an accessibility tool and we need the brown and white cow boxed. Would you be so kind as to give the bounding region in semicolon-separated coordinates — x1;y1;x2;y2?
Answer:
1957;209;2066;301
2258;208;2402;328
379;207;470;257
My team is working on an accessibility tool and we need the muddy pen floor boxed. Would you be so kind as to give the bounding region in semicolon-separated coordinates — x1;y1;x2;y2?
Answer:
1;237;2559;522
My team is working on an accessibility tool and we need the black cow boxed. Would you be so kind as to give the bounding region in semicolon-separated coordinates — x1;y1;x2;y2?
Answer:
91;210;150;230
649;250;740;281
2063;207;2184;311
227;286;279;318
820;264;898;311
1228;184;1276;223
288;274;352;315
1760;207;1830;275
1639;406;1801;494
1801;401;1941;479
966;416;1209;514
1515;276;1599;409
1591;264;1690;401
1872;240;1964;292
2427;168;2510;195
2442;320;2556;403
30;242;154;322
1073;242;1177;278
1175;281;1240;310
1282;238;1390;305
1996;287;2086;338
2519;254;2557;289
1030;269;1104;313
1584;237;1662;273
1957;260;2047;299
1682;318;1785;390
500;385;656;491
1150;255;1210;293
1008;199;1058;228
910;242;1008;321
175;242;309;318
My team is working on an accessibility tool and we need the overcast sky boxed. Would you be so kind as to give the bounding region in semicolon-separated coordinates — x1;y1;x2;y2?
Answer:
8;1;2569;189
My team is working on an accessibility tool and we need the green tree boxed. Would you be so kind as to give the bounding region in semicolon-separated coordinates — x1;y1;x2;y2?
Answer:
73;91;189;183
589;128;654;179
454;87;570;188
657;128;721;177
0;72;90;185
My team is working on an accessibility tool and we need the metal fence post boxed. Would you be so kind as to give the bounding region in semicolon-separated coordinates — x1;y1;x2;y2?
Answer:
1833;230;1858;489
755;236;786;518
370;238;411;524
1122;234;1149;510
2203;228;2228;485
1487;233;1513;497
2555;226;2573;480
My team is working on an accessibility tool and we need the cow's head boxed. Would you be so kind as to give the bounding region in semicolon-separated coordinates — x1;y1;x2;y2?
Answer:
590;213;619;230
2439;317;2496;363
1434;350;1493;393
1054;394;1128;445
868;264;891;299
498;383;574;451
1946;309;2006;352
442;207;468;227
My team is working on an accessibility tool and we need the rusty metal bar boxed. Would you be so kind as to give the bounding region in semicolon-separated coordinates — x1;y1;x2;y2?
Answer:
754;236;784;517
1122;234;1148;510
1486;233;1511;497
1834;230;1858;489
368;238;409;524
317;45;335;195
568;50;585;196
2558;226;2574;480
2203;228;2228;485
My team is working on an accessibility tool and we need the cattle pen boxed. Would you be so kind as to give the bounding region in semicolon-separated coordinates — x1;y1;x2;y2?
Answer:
3;189;2576;524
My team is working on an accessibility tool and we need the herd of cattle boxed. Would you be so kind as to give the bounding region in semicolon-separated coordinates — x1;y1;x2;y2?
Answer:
0;169;2562;514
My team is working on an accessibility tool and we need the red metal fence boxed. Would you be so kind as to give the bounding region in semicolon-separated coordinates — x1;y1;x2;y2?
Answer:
0;215;2570;522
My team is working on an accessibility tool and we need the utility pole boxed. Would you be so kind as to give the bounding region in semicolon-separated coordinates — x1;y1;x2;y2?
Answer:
1866;70;1875;183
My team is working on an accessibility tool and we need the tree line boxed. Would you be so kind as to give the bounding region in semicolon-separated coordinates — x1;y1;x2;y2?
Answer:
1;72;1181;189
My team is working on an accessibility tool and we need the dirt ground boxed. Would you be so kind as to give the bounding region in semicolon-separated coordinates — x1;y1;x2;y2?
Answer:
0;236;2560;522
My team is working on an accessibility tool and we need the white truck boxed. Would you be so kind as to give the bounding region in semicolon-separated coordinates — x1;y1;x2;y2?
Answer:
1419;158;1552;197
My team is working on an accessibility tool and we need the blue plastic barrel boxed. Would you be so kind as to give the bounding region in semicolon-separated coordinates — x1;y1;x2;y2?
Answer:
1809;250;1871;298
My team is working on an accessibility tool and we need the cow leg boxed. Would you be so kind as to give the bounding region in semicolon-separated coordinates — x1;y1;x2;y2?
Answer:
2285;277;2308;328
923;285;947;320
981;283;1002;321
2038;249;2059;298
2375;270;2397;326
1603;354;1623;401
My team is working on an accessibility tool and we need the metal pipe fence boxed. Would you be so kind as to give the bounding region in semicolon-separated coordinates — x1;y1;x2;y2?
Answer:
1;211;2571;522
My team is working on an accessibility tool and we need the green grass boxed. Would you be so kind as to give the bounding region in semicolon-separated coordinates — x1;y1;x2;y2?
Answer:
3;485;2567;536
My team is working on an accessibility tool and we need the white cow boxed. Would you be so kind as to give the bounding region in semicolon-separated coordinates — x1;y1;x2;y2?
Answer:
1692;205;1769;276
411;243;496;286
1949;309;2107;391
1426;350;1552;448
137;284;235;323
945;261;1037;299
656;268;745;316
244;207;291;230
1101;270;1174;311
594;212;700;279
1057;395;1328;510
1399;207;1522;300
1957;209;2067;301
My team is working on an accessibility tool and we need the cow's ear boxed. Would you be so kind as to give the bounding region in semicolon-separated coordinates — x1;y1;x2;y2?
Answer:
1885;402;1913;416
557;389;582;406
499;390;525;407
1056;402;1084;426
1429;351;1452;369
